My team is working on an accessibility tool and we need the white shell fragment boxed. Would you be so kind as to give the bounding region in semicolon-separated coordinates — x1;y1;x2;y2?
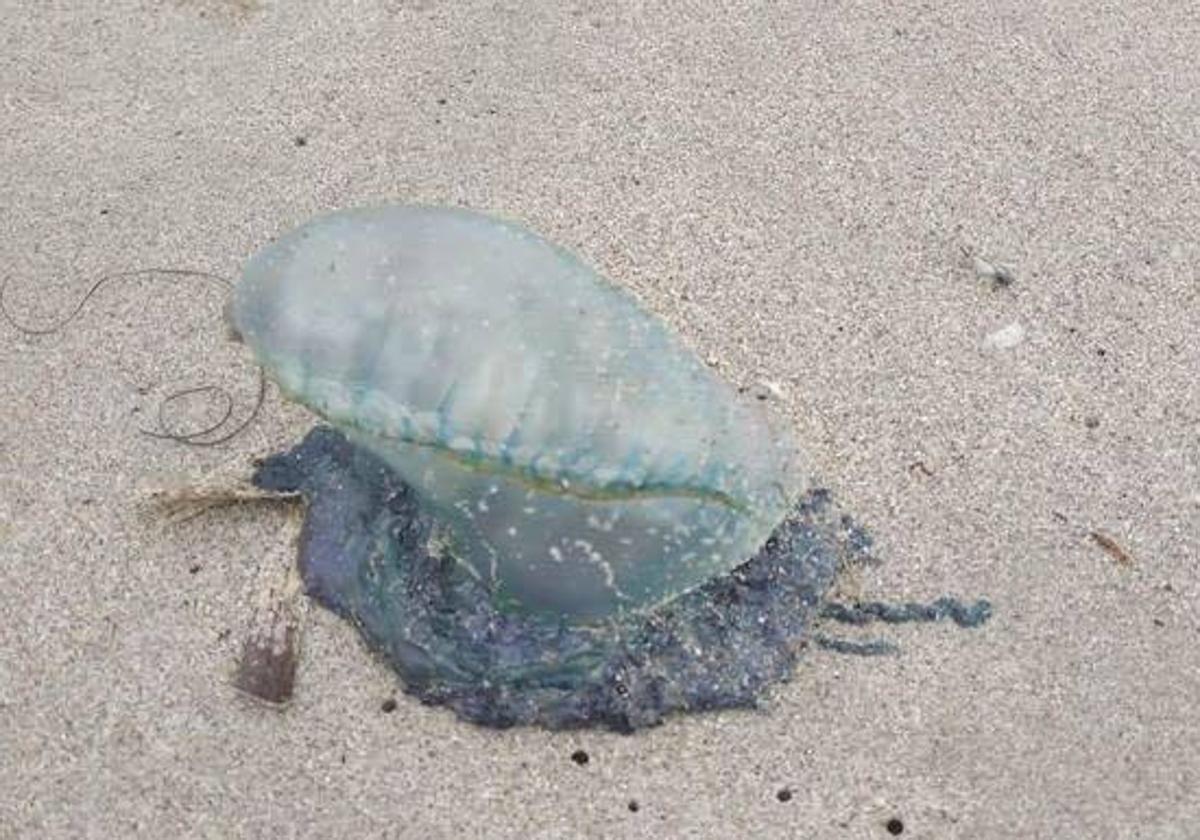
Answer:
232;206;805;620
982;321;1026;351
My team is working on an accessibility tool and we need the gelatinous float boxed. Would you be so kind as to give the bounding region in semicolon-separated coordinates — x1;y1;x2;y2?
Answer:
226;205;989;731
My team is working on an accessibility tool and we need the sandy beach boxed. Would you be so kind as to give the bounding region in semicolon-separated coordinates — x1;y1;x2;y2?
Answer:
2;1;1197;837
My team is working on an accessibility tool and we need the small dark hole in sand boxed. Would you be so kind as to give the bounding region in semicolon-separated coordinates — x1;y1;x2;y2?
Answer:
188;564;201;574
571;749;589;765
294;136;307;147
381;698;398;713
776;788;792;803
886;817;904;835
627;800;639;813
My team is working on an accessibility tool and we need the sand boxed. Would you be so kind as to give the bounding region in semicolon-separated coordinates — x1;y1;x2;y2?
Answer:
2;1;1197;837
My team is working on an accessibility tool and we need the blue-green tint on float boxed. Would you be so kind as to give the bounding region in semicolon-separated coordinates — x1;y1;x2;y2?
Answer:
232;205;805;621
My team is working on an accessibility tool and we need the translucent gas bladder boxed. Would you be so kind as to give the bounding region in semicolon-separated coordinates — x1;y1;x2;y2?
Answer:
232;205;804;620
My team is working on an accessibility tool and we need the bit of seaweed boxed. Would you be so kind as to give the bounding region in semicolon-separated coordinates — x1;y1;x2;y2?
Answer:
0;268;263;446
253;427;991;732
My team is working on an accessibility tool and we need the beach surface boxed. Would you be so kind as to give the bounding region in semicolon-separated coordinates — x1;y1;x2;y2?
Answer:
2;2;1197;837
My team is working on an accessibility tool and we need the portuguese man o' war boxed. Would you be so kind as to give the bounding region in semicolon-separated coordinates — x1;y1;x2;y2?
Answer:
232;205;804;620
229;205;990;731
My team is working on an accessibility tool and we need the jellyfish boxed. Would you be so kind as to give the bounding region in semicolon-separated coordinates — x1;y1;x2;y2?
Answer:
194;205;989;731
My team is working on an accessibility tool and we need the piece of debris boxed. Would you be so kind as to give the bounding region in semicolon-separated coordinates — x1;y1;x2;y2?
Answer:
232;507;308;705
982;321;1026;350
1089;530;1134;567
756;379;787;401
147;457;309;706
973;256;1016;288
907;461;934;477
963;246;1016;288
233;594;300;705
143;454;301;523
